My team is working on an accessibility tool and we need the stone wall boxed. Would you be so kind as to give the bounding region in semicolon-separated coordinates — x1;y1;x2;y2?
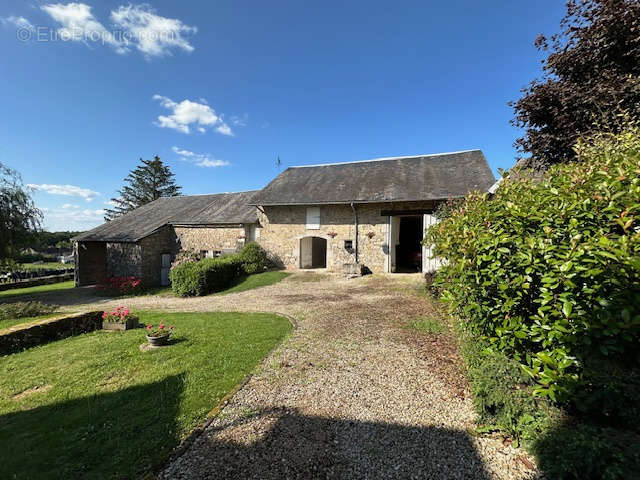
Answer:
106;242;142;278
140;226;177;286
75;241;107;286
174;225;248;254
95;227;179;287
0;311;103;356
257;201;437;273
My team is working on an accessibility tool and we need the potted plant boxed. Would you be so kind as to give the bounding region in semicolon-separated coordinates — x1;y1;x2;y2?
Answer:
145;323;174;346
102;306;138;331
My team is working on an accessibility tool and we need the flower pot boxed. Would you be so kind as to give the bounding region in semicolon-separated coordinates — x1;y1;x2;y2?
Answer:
146;333;171;346
103;317;139;331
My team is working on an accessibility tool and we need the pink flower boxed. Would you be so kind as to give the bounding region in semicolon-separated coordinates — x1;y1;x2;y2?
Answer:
159;323;165;329
169;325;174;330
146;324;152;330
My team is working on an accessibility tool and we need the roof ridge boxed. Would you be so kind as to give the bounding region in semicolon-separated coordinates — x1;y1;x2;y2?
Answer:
174;189;260;197
288;150;481;169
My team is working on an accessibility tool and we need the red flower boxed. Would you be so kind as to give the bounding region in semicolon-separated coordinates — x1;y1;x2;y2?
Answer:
169;325;175;330
159;323;165;329
146;324;152;330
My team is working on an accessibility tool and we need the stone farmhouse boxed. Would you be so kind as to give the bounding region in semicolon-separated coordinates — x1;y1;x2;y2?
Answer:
73;150;494;286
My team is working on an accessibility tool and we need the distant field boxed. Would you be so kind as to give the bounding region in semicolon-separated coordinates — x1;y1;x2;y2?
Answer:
19;262;71;271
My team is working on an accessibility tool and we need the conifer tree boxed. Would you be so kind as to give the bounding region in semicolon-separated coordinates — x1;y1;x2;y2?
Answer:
104;156;181;221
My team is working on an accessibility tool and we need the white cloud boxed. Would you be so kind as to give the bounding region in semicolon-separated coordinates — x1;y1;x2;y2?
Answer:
172;146;230;168
153;95;233;136
2;15;35;32
230;114;248;127
27;183;100;202
215;123;233;136
41;205;105;231
41;2;126;53
111;4;196;57
39;3;196;57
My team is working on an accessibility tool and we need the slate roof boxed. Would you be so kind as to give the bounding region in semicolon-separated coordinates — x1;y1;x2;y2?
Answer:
74;191;259;242
250;150;494;206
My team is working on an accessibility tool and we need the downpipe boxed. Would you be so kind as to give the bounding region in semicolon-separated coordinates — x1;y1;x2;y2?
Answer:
350;202;358;263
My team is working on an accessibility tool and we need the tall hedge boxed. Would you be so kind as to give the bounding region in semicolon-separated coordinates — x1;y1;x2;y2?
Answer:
426;128;640;402
170;254;243;297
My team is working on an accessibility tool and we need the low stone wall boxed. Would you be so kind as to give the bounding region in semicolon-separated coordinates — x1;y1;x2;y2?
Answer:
0;311;103;356
0;273;74;292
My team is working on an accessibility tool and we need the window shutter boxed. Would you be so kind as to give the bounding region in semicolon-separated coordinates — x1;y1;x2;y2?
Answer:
306;207;320;229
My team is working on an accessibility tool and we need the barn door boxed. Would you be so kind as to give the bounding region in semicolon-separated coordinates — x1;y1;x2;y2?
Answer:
160;254;171;286
422;214;440;272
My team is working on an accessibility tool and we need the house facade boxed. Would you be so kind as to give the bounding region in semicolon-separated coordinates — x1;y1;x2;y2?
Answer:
74;150;494;286
73;191;259;287
250;150;494;273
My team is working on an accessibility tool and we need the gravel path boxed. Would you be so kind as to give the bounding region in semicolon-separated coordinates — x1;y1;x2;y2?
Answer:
65;273;538;479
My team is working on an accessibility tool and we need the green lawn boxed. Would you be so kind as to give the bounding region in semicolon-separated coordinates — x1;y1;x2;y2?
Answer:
219;271;290;295
0;311;292;479
0;313;61;331
19;262;70;271
0;280;75;298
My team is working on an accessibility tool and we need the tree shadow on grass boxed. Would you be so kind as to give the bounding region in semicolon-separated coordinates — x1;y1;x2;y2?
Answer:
0;374;185;480
160;407;493;479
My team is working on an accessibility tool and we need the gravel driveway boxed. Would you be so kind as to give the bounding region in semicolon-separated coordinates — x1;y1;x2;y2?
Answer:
64;273;537;479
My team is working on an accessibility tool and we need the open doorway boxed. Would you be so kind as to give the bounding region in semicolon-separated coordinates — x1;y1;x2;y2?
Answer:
300;236;327;269
395;216;423;273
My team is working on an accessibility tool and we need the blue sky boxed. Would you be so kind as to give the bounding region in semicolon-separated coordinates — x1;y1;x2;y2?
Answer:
1;1;566;231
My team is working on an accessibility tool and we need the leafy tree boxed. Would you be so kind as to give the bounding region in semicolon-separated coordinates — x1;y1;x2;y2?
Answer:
511;0;640;168
104;156;181;221
0;162;41;264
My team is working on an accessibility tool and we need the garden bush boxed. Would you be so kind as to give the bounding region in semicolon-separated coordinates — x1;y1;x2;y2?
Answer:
456;324;560;444
169;261;205;297
239;242;271;274
170;254;244;297
426;128;640;403
532;423;640;480
0;301;58;320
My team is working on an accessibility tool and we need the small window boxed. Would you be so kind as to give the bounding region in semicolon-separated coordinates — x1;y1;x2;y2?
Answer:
344;240;353;251
306;207;320;230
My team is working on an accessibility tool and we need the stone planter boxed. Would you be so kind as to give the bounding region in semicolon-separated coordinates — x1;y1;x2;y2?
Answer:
146;333;171;346
103;317;139;331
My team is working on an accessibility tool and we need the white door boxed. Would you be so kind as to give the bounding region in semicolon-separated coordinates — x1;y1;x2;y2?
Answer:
160;254;171;286
422;214;441;272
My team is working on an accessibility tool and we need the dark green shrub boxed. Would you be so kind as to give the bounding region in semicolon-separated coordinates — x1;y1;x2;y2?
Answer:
573;357;640;432
457;324;559;444
426;128;640;402
170;261;206;297
0;301;57;320
532;423;640;480
239;242;271;274
170;254;244;297
200;255;244;292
